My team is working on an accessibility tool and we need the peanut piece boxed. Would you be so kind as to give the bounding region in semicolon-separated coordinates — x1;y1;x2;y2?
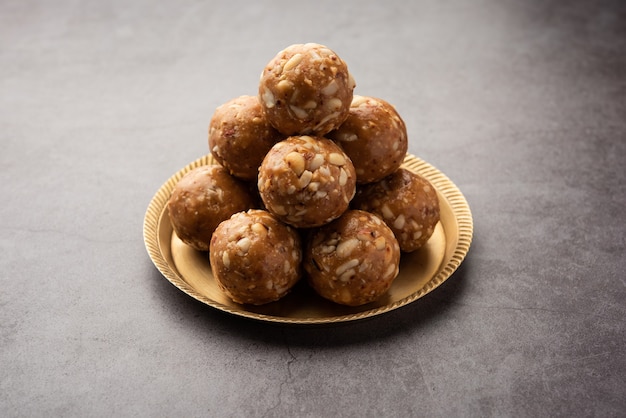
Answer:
276;79;293;92
336;259;359;276
284;151;305;176
336;238;359;258
339;168;348;186
298;170;313;188
289;105;308;120
374;236;387;250
251;222;267;236
222;251;230;268
381;204;394;219
393;214;406;230
321;80;339;95
328;152;346;166
283;53;303;72
236;237;251;254
309;153;325;171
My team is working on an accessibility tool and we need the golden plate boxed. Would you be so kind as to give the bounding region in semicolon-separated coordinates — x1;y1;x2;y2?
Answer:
143;154;473;325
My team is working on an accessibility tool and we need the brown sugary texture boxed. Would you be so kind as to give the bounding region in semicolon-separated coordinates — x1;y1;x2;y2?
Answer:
304;210;401;306
258;43;356;136
168;165;257;251
257;135;356;228
328;95;408;184
351;168;440;252
209;210;302;305
209;95;284;181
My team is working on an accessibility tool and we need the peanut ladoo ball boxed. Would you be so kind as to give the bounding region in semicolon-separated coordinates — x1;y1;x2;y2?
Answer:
209;95;283;181
257;135;357;228
258;43;356;136
167;165;257;251
209;210;302;305
328;95;408;184
351;168;440;252
304;210;401;306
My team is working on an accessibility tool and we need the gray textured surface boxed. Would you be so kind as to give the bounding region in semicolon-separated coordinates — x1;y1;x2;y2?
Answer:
1;0;625;417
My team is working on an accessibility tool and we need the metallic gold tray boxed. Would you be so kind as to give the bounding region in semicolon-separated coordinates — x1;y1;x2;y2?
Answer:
143;153;473;324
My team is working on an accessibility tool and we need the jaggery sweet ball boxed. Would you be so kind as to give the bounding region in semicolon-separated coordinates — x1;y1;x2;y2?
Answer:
328;95;408;184
258;43;356;136
167;165;257;251
257;135;357;228
209;209;302;305
351;168;440;252
304;210;401;306
209;95;283;181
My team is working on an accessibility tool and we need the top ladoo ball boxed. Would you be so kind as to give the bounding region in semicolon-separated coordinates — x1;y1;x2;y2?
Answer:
258;43;356;136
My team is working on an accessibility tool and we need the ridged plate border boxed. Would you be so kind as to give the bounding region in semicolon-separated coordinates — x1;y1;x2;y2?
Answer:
143;154;473;325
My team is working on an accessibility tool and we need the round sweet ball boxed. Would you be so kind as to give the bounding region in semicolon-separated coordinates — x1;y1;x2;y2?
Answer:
328;95;408;184
304;210;401;306
258;43;356;136
257;135;357;228
351;168;440;252
168;165;257;251
209;209;302;305
209;95;284;181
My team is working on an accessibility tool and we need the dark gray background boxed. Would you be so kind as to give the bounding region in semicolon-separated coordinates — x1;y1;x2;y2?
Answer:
1;0;625;416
